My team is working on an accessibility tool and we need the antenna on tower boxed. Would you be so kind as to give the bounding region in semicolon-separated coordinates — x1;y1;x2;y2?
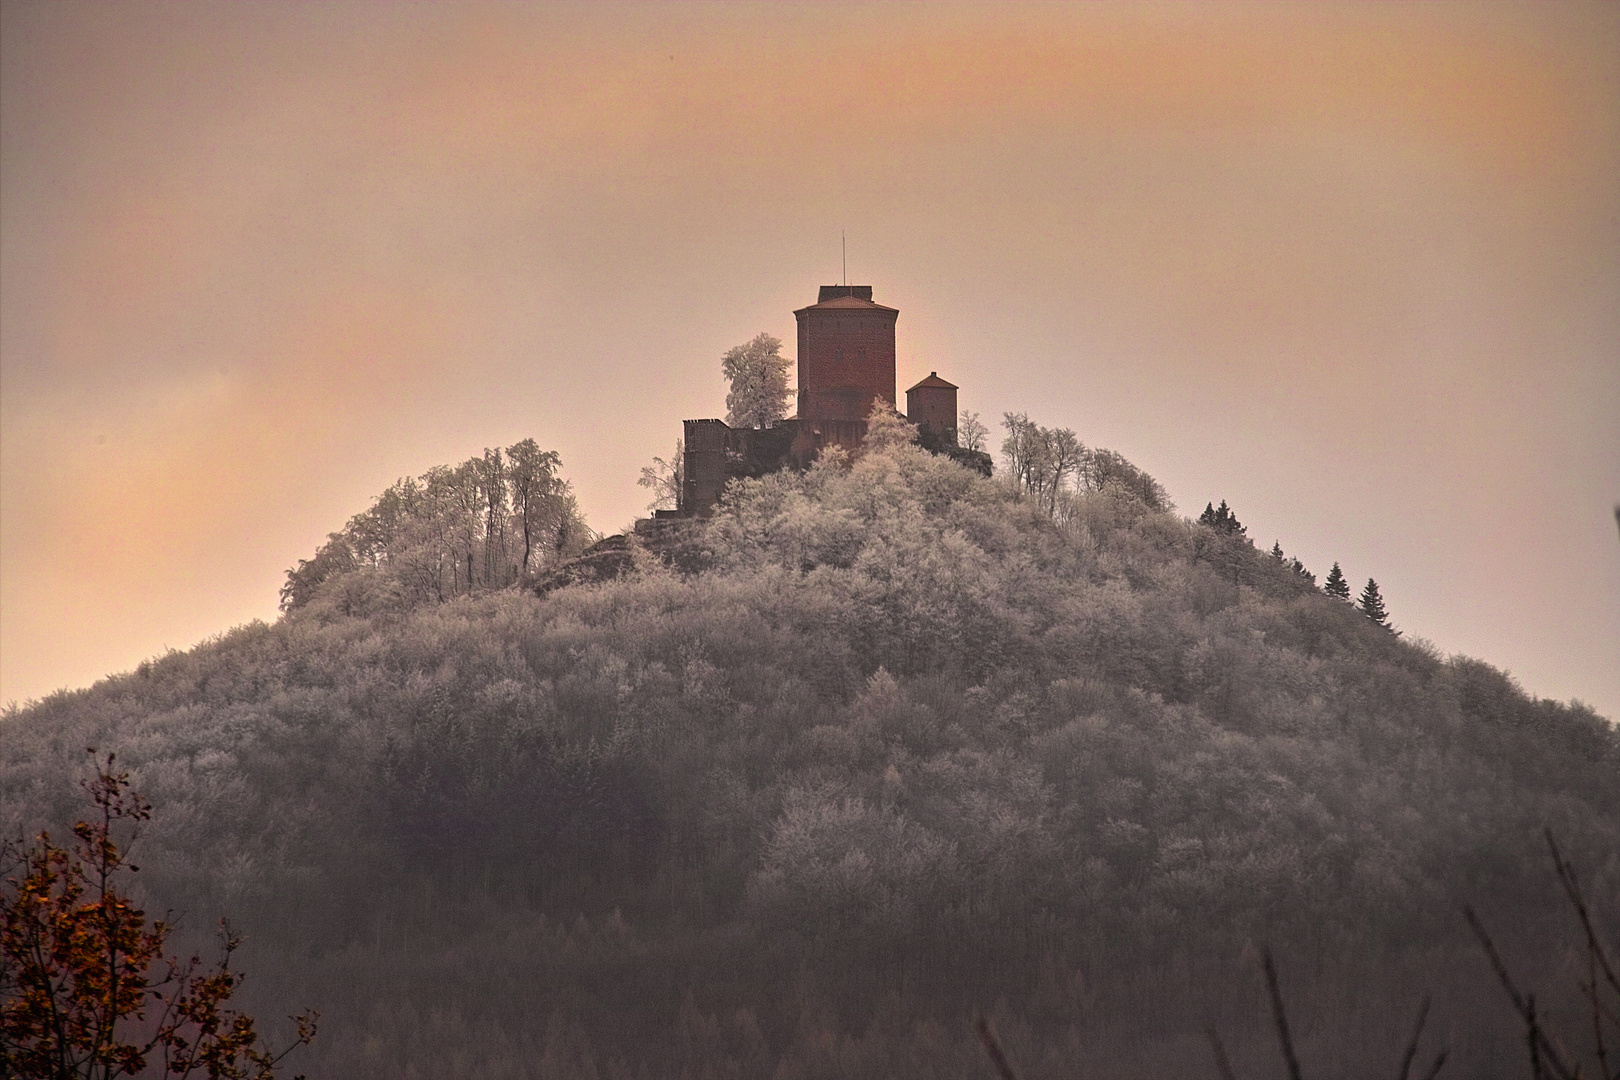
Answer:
842;231;846;286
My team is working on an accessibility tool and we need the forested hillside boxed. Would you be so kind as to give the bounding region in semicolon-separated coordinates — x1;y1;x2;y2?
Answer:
3;433;1616;1079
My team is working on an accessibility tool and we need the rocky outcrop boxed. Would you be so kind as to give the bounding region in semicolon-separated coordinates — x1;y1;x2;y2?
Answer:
529;520;713;597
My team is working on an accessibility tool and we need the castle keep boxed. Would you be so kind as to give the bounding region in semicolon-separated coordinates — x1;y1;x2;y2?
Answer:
795;285;898;424
672;284;989;517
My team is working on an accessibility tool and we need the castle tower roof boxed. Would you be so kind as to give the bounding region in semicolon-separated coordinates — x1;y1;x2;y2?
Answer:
794;293;898;315
907;372;957;391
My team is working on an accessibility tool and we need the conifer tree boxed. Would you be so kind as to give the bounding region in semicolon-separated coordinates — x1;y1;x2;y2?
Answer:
1359;578;1393;630
1324;562;1350;600
1271;541;1285;561
1197;500;1245;536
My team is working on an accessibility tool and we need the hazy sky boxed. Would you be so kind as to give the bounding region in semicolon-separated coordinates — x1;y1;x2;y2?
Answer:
3;2;1617;719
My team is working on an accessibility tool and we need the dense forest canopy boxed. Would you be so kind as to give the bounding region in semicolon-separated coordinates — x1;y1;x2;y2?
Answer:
3;431;1616;1078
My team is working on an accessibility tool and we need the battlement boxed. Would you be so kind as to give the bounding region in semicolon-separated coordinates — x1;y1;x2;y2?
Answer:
817;285;874;302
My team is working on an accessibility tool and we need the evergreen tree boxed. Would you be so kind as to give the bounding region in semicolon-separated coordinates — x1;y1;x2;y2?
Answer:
1197;499;1245;537
1289;558;1316;588
1270;541;1285;561
1324;562;1351;600
1359;577;1393;630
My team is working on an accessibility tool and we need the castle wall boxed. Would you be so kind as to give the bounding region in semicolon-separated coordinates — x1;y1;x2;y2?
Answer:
680;419;733;515
678;417;871;516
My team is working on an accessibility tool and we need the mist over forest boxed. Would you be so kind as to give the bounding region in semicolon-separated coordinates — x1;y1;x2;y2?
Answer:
3;425;1616;1078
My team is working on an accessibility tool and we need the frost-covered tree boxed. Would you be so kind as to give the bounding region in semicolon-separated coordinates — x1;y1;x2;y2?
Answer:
1000;414;1168;522
507;439;568;576
864;403;918;452
1083;448;1171;511
722;333;792;429
280;440;588;611
1001;413;1083;517
6;407;1619;1078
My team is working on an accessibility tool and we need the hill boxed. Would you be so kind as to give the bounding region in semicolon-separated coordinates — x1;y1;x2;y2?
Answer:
3;437;1616;1079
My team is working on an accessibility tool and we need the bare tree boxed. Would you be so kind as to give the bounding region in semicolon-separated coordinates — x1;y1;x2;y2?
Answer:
959;410;989;453
477;447;508;586
638;440;684;512
1043;427;1085;517
1000;413;1042;498
1001;413;1083;517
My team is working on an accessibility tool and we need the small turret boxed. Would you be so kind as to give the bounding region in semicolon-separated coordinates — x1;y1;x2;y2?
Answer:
906;372;958;447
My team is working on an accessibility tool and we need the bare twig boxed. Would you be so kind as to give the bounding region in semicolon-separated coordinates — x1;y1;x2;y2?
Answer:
1463;904;1579;1080
1262;947;1305;1080
1397;996;1431;1080
1418;1050;1449;1080
1528;993;1545;1080
1584;952;1611;1080
975;1014;1022;1080
1547;830;1620;1001
1205;1026;1238;1080
1465;904;1530;1015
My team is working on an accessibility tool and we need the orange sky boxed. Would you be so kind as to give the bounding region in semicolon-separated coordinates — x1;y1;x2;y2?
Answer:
3;2;1617;719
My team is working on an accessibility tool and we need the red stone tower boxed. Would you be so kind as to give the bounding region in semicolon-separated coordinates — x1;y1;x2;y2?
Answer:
793;285;898;423
666;282;990;519
905;372;958;446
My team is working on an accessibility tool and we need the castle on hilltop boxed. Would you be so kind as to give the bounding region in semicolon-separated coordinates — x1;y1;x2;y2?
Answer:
668;284;991;518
